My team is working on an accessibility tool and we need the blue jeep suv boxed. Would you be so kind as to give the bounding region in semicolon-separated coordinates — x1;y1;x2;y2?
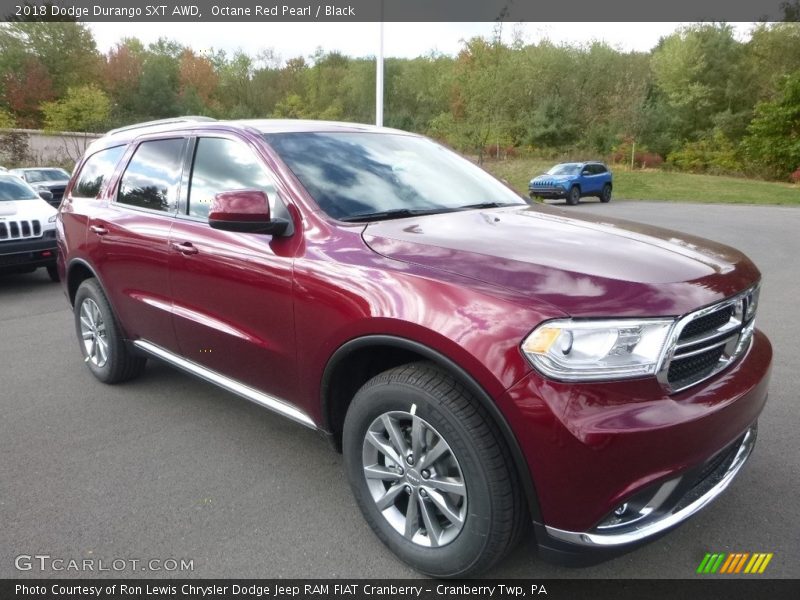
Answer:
529;161;612;205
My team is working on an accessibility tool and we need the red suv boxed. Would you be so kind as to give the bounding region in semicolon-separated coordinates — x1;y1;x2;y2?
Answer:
57;117;771;577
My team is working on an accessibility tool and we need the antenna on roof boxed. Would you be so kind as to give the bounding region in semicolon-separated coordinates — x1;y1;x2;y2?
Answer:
107;116;216;136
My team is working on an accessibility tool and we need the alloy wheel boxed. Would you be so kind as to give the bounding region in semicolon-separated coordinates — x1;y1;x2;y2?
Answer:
79;298;109;367
361;410;467;547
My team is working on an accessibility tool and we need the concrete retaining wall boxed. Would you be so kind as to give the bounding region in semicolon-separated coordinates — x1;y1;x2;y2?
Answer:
0;128;102;169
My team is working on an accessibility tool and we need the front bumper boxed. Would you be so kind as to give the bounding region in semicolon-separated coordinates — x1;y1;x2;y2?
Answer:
529;186;567;199
497;329;771;563
545;424;756;549
0;235;58;270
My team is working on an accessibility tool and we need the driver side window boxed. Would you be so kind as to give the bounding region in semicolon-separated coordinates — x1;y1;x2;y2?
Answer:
188;137;285;219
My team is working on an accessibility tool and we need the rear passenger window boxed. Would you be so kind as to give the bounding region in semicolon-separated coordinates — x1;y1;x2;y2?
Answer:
188;137;277;219
117;139;184;213
72;146;125;198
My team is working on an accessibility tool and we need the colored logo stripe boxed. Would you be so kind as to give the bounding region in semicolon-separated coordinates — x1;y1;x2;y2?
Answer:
697;552;773;574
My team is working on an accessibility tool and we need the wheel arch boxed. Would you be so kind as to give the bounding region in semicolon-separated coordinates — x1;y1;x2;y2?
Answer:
320;334;543;523
66;258;100;306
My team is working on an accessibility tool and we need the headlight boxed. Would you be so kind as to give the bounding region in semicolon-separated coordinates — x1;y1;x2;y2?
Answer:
48;214;57;223
522;318;675;381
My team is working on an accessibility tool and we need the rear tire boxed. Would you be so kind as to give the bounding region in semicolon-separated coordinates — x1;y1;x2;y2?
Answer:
600;183;612;203
342;362;526;577
74;278;146;383
566;186;580;205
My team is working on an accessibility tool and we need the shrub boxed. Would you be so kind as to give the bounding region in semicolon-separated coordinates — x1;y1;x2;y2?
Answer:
666;133;743;175
481;145;519;160
610;147;664;169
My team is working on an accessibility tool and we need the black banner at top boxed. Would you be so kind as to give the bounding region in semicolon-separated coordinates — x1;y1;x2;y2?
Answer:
1;0;797;22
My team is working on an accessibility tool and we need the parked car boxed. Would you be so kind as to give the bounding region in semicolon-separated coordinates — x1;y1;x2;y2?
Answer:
57;118;770;577
529;161;612;205
0;173;59;281
10;167;71;208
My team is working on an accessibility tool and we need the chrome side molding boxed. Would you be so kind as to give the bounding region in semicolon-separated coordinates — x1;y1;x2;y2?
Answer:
133;340;317;430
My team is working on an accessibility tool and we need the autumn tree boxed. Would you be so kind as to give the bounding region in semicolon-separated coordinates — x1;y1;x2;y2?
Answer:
178;49;219;114
2;57;55;127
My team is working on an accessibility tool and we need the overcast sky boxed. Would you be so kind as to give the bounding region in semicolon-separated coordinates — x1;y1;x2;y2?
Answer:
88;22;756;61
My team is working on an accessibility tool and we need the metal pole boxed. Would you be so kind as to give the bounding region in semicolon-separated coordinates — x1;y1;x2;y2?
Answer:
376;5;384;127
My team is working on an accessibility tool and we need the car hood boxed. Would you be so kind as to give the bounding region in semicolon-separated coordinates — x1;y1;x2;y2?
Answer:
530;174;572;184
34;180;69;189
0;199;57;220
362;205;760;317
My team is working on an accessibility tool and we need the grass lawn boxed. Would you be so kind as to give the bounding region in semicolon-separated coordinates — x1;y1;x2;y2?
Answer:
482;158;800;206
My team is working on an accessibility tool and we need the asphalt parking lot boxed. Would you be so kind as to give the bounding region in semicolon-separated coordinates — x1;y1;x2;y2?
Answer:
2;201;798;579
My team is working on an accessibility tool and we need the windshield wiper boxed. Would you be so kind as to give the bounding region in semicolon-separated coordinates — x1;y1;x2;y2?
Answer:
340;207;459;222
457;201;522;210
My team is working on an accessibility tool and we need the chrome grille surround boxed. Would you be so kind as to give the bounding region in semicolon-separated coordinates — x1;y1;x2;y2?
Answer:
0;219;42;241
656;284;760;394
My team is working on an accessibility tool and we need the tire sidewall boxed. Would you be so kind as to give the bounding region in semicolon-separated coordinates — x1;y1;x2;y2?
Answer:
343;379;494;577
74;280;117;382
568;186;580;205
601;183;612;202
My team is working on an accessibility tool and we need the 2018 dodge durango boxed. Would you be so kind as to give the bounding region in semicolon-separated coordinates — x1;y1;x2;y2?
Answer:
56;117;771;577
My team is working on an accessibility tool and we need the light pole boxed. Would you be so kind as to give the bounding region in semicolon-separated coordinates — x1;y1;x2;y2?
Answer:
376;4;384;127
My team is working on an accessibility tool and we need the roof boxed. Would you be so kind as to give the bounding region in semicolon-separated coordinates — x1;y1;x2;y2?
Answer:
86;116;416;157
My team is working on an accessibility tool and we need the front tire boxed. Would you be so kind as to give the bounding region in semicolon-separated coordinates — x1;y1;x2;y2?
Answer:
566;185;580;205
74;278;146;383
342;362;525;577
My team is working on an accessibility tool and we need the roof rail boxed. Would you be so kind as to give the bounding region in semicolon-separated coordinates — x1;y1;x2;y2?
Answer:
107;116;217;136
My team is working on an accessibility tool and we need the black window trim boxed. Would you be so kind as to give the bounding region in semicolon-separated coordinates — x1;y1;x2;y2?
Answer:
177;132;287;225
112;135;190;217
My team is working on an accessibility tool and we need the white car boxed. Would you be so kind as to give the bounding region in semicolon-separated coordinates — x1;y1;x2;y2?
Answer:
0;173;59;281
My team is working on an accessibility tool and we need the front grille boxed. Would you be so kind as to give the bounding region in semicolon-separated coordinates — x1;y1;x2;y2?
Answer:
49;186;66;206
661;287;759;393
667;345;726;387
0;220;42;240
680;306;733;339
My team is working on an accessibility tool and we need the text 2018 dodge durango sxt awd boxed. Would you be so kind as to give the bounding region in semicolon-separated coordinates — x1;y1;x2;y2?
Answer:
56;117;771;577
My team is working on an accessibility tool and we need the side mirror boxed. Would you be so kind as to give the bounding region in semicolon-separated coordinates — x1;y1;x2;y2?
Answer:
581;169;590;176
37;188;53;202
208;189;289;236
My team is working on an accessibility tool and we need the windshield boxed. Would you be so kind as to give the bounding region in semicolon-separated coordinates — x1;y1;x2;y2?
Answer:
546;163;581;176
263;132;525;220
0;177;39;201
0;177;39;202
21;168;69;183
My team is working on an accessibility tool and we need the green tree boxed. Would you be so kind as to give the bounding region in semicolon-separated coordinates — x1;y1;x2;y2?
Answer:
0;107;15;128
743;71;800;178
135;50;180;119
41;84;111;132
2;22;102;95
651;24;751;143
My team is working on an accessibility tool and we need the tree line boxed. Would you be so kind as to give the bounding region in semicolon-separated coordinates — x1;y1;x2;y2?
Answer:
1;21;799;181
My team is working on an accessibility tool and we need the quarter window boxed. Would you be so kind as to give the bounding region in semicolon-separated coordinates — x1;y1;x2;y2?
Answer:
188;137;277;219
72;146;125;198
117;139;184;212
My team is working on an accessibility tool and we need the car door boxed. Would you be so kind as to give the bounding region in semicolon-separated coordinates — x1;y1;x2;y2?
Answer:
85;137;187;352
580;164;599;194
168;134;299;402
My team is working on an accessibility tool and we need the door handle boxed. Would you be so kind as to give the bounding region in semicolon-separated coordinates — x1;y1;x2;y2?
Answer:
89;225;108;235
171;241;198;255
